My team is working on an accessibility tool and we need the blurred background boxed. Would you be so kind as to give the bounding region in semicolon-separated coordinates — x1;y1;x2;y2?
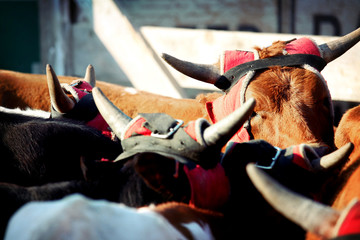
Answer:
0;0;359;107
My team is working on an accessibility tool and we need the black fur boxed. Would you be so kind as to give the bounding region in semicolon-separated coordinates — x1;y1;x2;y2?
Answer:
0;152;191;239
0;111;122;185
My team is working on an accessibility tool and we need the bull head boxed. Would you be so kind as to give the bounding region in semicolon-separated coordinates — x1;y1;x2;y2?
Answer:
46;64;96;113
162;28;360;87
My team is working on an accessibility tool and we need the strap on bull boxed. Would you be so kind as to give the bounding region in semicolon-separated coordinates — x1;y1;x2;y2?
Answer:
215;54;327;92
116;113;220;169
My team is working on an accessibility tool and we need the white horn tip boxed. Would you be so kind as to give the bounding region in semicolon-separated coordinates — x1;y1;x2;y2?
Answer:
246;163;264;184
245;97;256;108
318;142;354;170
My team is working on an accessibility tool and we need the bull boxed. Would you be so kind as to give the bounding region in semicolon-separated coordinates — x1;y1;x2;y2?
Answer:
247;163;360;240
0;67;216;124
162;28;360;148
0;106;120;186
331;105;360;209
220;138;352;239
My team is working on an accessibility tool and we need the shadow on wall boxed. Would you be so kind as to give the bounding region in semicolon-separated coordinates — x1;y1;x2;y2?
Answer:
66;0;131;86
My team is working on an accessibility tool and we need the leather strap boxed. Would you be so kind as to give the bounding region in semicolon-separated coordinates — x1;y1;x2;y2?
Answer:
215;54;327;92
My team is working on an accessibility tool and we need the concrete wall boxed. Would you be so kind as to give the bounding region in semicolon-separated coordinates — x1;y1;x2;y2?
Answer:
119;0;360;35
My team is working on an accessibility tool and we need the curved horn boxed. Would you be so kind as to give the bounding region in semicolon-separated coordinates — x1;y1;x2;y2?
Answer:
319;27;360;63
46;64;75;113
92;87;132;139
246;163;339;238
312;142;354;171
84;64;96;87
161;53;221;84
203;98;256;147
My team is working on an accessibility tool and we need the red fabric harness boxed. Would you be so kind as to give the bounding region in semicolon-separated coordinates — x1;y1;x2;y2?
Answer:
336;200;360;237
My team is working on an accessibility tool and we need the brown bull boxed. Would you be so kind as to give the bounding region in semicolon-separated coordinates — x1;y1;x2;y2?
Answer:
0;68;217;124
330;105;360;210
302;104;360;240
247;163;360;240
163;28;360;149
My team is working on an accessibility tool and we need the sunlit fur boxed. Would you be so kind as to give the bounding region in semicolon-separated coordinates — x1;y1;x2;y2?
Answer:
0;69;219;124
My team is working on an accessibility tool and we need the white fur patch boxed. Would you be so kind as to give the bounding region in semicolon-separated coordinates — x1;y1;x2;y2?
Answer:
182;221;215;240
5;195;188;240
0;106;50;118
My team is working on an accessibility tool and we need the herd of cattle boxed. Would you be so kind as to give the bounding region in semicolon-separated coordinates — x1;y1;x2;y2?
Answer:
0;27;360;239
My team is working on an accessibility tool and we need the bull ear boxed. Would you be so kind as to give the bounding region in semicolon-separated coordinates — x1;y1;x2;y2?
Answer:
92;87;132;139
161;53;221;84
202;98;256;147
84;64;96;87
319;27;360;63
312;142;353;171
246;163;339;239
134;153;190;202
46;64;75;113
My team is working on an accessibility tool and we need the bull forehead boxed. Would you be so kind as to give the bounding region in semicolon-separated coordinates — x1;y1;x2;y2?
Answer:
247;67;330;113
245;67;334;148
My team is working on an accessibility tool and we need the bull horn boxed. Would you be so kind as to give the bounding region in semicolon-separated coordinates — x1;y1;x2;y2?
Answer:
312;142;354;171
319;27;360;63
46;64;75;113
92;87;132;138
161;53;221;84
246;163;340;238
84;64;96;87
203;98;256;147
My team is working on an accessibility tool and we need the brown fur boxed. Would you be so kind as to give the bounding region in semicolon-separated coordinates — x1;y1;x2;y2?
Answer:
0;69;220;124
245;41;334;149
305;106;360;240
331;105;360;209
254;40;288;59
